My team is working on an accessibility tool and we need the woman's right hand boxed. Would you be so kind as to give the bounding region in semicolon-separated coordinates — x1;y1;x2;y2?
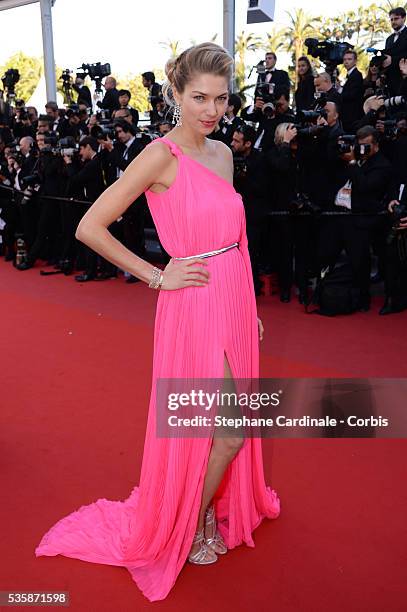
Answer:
160;257;210;290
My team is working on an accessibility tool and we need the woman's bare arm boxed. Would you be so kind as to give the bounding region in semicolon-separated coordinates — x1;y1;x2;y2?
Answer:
75;142;172;284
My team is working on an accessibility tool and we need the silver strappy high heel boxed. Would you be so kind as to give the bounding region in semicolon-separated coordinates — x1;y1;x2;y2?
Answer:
204;505;228;555
188;527;218;565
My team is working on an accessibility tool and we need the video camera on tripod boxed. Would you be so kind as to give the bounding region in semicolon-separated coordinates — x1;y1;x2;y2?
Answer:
59;69;74;105
77;62;111;114
1;68;20;105
305;38;354;80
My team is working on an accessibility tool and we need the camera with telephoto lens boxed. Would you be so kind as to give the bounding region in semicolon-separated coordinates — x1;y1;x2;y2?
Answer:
65;103;80;118
233;155;249;179
292;108;328;137
337;134;356;154
90;121;116;141
391;201;407;229
57;136;79;158
19;172;41;204
7;147;24;167
366;48;388;70
354;143;372;159
381;118;398;139
383;96;407;111
41;134;58;154
20;172;41;190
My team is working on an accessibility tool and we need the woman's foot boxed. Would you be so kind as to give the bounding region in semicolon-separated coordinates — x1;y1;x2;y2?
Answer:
188;527;218;565
204;505;228;555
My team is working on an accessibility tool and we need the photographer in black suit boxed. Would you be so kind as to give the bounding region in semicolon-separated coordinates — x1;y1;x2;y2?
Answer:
242;92;295;153
210;93;243;147
339;50;364;132
266;122;313;304
101;119;150;282
383;7;407;95
73;76;92;108
16;131;65;270
318;126;392;311
255;51;290;99
314;73;342;108
142;72;162;124
301;102;345;209
98;76;120;114
64;136;108;281
231;124;271;295
118;89;139;126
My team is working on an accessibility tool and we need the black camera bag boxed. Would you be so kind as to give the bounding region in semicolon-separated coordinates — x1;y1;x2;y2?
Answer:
307;261;361;316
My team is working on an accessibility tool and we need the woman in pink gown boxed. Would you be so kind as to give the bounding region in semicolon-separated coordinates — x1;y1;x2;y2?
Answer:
35;42;280;602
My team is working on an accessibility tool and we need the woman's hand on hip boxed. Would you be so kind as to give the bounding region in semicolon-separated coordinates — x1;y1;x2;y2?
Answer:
161;257;210;290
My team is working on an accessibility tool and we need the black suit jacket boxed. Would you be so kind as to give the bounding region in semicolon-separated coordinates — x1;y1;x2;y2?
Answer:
266;143;299;211
233;148;272;223
325;86;342;107
66;154;106;202
74;84;92;108
385;28;407;94
106;136;149;180
300;122;345;210
346;152;392;227
98;88;120;113
256;69;290;98
210;116;244;146
340;69;364;132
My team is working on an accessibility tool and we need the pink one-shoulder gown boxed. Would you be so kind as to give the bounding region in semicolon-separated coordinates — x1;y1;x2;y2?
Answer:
35;137;281;601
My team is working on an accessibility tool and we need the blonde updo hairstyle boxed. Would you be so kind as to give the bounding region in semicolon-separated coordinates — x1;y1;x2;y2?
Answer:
162;42;234;107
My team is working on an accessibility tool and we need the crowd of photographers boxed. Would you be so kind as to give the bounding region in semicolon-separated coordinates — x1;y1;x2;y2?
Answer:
1;6;407;314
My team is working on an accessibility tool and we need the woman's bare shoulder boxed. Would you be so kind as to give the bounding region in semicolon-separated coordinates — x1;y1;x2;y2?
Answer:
138;139;174;166
124;138;175;185
213;139;233;161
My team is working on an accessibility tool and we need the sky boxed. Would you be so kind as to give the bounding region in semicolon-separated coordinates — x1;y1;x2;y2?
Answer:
0;0;382;78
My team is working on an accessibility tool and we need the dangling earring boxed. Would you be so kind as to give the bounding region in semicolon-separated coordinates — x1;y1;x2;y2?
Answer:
173;103;183;126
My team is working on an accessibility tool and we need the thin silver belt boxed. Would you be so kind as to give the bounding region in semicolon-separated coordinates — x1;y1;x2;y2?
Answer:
173;242;239;260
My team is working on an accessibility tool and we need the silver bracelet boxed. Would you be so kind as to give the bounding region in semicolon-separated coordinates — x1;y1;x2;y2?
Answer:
148;266;164;290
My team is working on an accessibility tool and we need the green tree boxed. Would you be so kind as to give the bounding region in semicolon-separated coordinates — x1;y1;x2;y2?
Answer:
234;31;263;100
379;0;407;12
262;27;286;54
0;52;42;103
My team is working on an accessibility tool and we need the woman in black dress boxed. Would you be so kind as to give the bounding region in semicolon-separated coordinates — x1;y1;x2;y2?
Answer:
294;56;316;112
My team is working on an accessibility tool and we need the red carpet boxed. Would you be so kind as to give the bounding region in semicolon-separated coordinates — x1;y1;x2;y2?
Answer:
1;258;406;612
